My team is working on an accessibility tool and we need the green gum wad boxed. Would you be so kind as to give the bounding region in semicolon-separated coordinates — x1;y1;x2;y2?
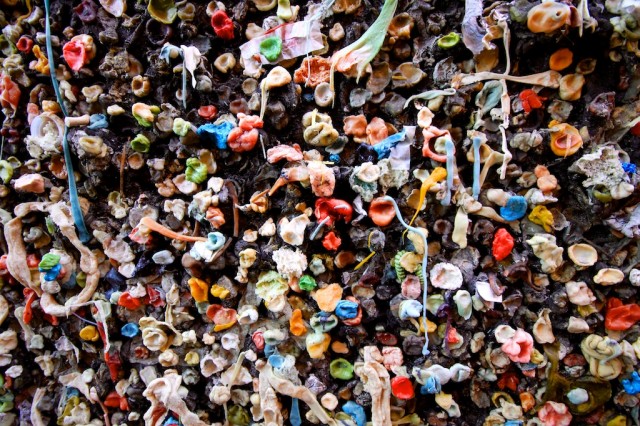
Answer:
0;160;13;184
330;358;354;380
437;32;461;49
133;105;160;127
0;391;13;413
39;253;60;269
76;271;86;288
593;185;612;203
173;117;191;136
227;405;250;426
299;274;317;291
131;134;151;153
543;342;611;415
147;0;177;24
259;36;283;62
185;158;207;184
57;395;80;425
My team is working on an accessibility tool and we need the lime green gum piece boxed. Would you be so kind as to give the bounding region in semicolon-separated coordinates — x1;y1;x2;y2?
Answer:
39;253;61;269
0;160;13;184
437;32;461;49
173;117;191;136
299;275;317;291
330;358;354;380
185;158;208;184
131;134;151;153
260;36;283;62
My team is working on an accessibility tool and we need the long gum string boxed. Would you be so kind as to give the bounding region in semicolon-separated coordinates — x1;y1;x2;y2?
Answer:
472;136;482;200
44;0;90;242
441;138;455;206
381;196;430;356
353;231;377;271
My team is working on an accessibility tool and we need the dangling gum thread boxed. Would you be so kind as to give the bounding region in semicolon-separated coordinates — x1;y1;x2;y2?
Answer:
181;52;188;110
381;196;430;356
310;216;331;240
497;15;513;179
353;231;377;271
139;217;207;242
329;0;399;105
309;203;350;239
441;138;455;206
89;387;111;426
472;136;482;200
259;78;269;120
222;351;247;424
16;0;32;23
44;0;90;242
407;167;447;227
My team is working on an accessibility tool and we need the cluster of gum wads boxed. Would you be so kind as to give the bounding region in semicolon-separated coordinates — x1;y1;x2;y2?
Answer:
0;0;639;425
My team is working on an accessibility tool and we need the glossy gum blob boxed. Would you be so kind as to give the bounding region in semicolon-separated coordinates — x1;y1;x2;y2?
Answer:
492;228;514;261
527;2;572;34
211;10;234;40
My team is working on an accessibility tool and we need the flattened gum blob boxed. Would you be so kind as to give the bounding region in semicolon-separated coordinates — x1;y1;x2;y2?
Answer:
313;283;343;312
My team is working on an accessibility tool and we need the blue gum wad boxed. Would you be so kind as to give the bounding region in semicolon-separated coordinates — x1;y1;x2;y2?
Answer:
420;375;441;394
38;253;61;281
197;121;234;150
622;371;640;395
335;300;359;319
373;130;406;159
290;398;302;426
500;195;527;221
343;401;366;426
87;114;108;129
267;354;285;368
121;323;140;338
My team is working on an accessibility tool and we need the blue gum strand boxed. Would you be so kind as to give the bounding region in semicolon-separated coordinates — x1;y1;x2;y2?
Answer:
44;0;90;242
472;136;482;200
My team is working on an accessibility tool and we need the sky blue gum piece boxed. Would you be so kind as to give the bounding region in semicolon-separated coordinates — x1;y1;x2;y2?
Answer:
500;195;527;221
622;371;640;395
267;354;285;368
121;323;140;338
420;376;441;394
197;121;234;150
334;300;359;319
342;401;366;426
472;137;482;200
41;263;62;281
373;130;406;159
87;114;108;129
290;398;302;426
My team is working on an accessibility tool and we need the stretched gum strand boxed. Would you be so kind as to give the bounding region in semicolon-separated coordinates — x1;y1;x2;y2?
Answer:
472;136;482;200
310;204;349;240
407;167;447;228
441;138;456;206
139;217;207;242
353;231;378;271
381;196;430;356
44;0;90;242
